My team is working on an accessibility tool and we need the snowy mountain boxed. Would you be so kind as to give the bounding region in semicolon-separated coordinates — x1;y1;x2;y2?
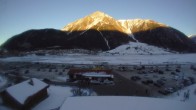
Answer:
119;19;166;34
1;11;195;53
118;19;195;52
62;10;195;52
101;42;173;55
62;11;126;34
61;11;134;50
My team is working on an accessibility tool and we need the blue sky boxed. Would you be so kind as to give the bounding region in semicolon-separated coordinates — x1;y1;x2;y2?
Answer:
0;0;195;45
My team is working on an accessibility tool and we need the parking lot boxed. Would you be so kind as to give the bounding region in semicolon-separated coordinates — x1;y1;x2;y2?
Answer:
115;64;196;97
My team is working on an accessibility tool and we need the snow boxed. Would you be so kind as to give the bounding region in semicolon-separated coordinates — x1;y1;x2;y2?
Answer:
87;17;100;29
60;96;195;110
32;85;97;110
0;42;195;66
118;20;138;42
33;86;73;110
32;85;96;110
0;75;7;89
63;11;115;34
1;53;196;65
128;33;138;42
102;42;171;55
164;84;196;105
6;78;48;105
98;30;110;49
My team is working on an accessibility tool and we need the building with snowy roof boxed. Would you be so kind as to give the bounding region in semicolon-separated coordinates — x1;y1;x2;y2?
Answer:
1;78;49;110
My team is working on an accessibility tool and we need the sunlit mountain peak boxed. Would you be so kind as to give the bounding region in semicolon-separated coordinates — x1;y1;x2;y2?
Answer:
89;11;112;19
62;11;125;33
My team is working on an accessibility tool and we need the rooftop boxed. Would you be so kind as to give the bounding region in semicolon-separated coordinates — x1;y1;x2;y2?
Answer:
60;96;195;110
6;78;48;104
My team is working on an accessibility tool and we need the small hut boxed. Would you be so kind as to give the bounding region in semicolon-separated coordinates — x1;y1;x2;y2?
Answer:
1;78;49;110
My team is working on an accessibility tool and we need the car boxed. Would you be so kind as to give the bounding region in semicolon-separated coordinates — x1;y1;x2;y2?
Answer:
154;79;165;87
188;77;195;84
176;69;180;72
142;80;149;85
164;87;175;93
172;75;180;81
146;79;153;84
160;77;167;81
142;80;153;85
158;70;164;74
154;83;162;87
156;79;165;85
131;76;141;81
171;72;176;75
182;79;192;86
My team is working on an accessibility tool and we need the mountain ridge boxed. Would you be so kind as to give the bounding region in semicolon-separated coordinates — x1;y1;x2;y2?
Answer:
61;11;195;52
1;11;196;53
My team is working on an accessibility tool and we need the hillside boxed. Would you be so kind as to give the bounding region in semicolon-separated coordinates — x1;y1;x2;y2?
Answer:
119;19;195;52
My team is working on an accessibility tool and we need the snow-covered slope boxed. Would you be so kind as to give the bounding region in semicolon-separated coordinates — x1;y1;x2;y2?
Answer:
164;84;196;105
101;42;173;55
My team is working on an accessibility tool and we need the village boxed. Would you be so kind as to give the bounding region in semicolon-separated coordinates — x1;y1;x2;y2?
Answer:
0;61;196;110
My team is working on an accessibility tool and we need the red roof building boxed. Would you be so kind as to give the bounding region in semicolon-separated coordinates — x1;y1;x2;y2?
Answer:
68;69;114;84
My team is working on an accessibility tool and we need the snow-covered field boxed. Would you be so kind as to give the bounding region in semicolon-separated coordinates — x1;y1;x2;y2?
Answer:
0;53;196;65
0;42;195;65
